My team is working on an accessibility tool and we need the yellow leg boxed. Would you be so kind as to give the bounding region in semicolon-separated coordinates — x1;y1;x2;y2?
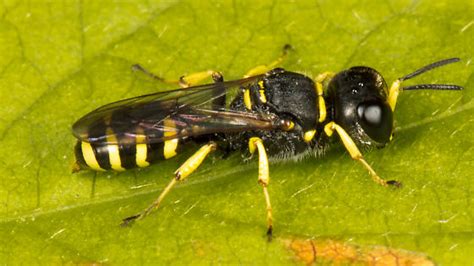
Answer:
314;72;335;122
121;142;217;226
243;44;292;78
134;44;292;89
324;122;401;187
249;137;273;240
179;70;222;88
132;64;222;88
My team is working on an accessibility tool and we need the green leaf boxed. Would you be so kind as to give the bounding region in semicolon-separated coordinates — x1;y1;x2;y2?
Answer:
0;0;472;264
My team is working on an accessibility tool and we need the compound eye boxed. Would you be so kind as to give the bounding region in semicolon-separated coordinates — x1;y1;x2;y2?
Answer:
357;100;393;143
357;102;383;126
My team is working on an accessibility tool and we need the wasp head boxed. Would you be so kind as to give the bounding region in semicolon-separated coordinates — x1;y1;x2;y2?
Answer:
327;66;393;148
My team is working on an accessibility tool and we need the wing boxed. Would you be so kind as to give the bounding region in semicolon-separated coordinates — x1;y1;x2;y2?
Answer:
72;74;281;145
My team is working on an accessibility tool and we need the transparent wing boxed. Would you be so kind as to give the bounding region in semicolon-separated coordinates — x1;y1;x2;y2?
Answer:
72;74;280;144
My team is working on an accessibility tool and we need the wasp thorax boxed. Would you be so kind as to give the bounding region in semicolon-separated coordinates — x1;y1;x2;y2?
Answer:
327;66;393;147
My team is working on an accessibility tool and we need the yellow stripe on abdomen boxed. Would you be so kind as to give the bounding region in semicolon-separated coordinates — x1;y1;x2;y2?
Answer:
164;139;178;159
106;128;125;171
81;141;105;171
107;144;125;171
163;119;179;159
136;133;150;167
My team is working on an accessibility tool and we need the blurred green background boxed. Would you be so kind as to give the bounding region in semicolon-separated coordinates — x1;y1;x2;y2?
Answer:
0;0;472;264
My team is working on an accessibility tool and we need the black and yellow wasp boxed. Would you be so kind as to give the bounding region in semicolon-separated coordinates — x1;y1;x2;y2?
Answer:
72;46;462;238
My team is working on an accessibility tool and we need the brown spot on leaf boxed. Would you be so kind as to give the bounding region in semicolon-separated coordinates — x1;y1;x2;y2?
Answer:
281;238;435;266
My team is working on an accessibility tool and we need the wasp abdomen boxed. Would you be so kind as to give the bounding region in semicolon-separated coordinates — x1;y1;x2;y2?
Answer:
74;140;178;171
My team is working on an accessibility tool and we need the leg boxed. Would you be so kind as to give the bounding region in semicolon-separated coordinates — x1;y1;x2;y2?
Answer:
133;64;226;111
248;137;273;241
132;64;173;83
324;122;401;187
314;72;335;122
121;142;217;226
133;43;292;87
181;44;292;82
132;64;222;88
179;70;222;88
243;44;292;78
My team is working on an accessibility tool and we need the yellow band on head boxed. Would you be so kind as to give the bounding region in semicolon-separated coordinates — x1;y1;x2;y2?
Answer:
388;79;401;111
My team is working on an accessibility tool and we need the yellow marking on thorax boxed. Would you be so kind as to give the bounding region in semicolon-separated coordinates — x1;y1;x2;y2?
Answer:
163;119;179;159
303;130;316;143
81;141;105;171
315;72;334;123
244;88;252;109
135;133;149;167
106;128;125;171
316;82;326;122
258;80;267;103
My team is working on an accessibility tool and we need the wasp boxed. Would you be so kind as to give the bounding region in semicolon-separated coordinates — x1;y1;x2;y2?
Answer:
72;46;463;239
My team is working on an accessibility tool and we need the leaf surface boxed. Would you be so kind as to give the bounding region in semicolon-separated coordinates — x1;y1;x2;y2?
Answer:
0;0;472;264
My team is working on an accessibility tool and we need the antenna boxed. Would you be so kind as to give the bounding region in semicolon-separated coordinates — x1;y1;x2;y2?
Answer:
399;58;463;90
388;58;464;111
403;84;463;90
